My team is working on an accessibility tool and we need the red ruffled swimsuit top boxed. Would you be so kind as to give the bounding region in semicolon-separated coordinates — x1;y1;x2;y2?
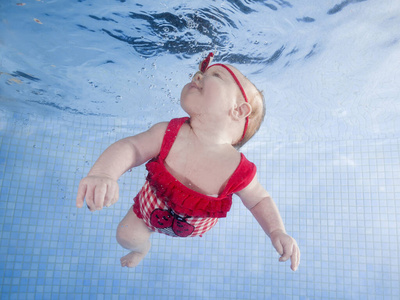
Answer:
145;117;257;219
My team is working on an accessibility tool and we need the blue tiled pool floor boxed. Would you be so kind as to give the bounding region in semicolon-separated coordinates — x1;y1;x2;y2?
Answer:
1;111;399;299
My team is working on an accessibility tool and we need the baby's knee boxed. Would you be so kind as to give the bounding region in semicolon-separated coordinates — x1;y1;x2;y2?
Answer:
116;223;135;246
116;223;128;245
116;222;150;249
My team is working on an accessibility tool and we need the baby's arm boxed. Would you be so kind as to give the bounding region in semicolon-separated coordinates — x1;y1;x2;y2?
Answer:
237;174;300;271
76;122;168;211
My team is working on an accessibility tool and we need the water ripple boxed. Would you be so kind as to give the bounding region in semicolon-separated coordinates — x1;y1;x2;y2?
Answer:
86;4;296;65
75;0;372;67
327;0;368;15
11;71;40;82
218;45;285;64
99;8;236;58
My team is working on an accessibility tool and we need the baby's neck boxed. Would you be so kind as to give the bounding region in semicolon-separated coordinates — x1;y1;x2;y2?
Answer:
188;117;233;147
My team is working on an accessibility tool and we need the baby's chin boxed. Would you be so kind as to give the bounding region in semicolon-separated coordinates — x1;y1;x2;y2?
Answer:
179;94;200;113
179;97;193;116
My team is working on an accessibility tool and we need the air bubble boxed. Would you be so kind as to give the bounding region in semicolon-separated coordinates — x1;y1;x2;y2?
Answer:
185;18;197;29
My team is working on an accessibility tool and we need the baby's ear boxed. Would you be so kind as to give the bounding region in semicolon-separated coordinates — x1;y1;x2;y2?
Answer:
232;102;252;120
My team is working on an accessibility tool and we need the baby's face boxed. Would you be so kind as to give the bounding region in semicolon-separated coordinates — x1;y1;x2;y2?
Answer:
180;65;246;119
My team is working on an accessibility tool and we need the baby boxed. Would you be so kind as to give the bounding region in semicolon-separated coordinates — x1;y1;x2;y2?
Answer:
76;53;300;271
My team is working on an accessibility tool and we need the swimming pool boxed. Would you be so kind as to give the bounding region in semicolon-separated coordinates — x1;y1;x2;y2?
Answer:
1;0;399;299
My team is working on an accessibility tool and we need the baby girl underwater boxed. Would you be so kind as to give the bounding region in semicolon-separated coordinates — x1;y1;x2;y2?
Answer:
76;53;300;271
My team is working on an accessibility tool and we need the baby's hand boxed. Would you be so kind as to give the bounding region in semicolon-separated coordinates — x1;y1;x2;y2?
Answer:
76;175;119;211
270;230;300;271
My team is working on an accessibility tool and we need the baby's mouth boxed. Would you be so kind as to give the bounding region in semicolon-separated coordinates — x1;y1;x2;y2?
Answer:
189;82;200;90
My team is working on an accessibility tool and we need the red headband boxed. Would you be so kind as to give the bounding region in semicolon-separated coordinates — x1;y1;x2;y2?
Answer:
199;52;249;143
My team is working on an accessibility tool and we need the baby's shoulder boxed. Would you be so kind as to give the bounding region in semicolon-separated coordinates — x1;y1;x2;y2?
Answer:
151;121;169;131
148;122;169;138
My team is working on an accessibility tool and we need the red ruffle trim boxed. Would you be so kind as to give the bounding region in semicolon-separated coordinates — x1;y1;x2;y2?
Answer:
146;159;233;218
145;153;257;218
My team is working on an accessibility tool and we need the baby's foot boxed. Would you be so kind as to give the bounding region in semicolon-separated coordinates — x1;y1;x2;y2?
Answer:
120;242;150;268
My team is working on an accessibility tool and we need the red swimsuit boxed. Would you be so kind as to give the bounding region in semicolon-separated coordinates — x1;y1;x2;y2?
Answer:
133;117;256;237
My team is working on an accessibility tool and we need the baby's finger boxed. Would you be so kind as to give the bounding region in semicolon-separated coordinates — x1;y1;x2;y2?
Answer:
279;244;293;262
104;183;117;207
85;185;96;211
76;182;87;208
290;245;300;271
94;184;107;210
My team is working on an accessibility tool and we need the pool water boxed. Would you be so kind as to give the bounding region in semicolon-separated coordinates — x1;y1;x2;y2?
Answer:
1;0;399;299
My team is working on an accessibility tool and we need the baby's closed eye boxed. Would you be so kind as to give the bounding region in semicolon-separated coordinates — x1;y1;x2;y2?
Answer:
211;71;222;79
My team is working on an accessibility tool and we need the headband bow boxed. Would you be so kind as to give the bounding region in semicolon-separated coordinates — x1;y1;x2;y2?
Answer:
199;52;214;73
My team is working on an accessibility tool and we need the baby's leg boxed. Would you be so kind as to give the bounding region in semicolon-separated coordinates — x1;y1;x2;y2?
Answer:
116;206;153;268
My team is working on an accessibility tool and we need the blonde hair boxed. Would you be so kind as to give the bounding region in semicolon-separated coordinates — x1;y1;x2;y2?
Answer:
233;84;266;149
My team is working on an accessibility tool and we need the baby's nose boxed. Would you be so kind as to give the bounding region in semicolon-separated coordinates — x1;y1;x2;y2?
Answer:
192;71;203;82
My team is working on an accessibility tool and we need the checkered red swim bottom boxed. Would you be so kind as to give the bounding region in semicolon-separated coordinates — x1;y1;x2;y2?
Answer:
133;181;218;237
